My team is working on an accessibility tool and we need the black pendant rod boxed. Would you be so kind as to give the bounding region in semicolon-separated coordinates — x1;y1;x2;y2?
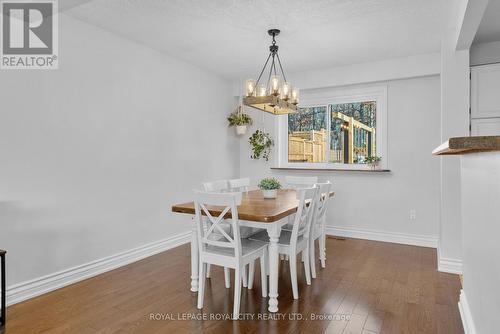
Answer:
266;54;275;91
254;29;289;91
276;53;287;83
255;52;272;86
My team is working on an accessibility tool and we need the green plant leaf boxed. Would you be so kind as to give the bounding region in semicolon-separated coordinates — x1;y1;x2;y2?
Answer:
258;177;281;190
249;130;273;161
227;109;253;127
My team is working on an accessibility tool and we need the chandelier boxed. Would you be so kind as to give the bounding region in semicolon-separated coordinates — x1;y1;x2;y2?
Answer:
243;29;298;115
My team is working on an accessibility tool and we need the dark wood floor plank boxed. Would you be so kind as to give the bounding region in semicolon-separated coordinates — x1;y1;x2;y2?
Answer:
4;237;464;334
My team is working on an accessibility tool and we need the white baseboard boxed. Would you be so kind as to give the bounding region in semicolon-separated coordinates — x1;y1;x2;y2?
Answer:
6;231;191;306
438;256;463;274
458;289;477;334
437;244;463;274
325;225;438;248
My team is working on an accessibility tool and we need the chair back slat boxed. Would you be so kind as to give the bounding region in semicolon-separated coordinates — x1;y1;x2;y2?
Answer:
201;205;234;244
286;176;318;189
194;191;242;258
228;177;250;192
202;180;229;193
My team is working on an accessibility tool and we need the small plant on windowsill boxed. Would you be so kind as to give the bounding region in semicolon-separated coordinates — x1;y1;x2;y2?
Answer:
227;106;253;135
258;177;281;199
249;130;273;161
364;156;382;170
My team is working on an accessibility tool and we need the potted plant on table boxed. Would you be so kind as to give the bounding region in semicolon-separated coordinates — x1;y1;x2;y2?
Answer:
364;156;382;170
258;177;281;199
227;106;253;135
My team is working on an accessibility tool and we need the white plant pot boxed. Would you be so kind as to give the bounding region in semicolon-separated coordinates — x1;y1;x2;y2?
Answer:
262;189;277;199
235;125;247;135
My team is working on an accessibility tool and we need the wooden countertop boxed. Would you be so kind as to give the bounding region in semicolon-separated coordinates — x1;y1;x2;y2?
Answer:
432;136;500;155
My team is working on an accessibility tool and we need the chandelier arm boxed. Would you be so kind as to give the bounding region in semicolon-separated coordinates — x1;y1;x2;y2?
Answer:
255;52;272;86
275;53;287;83
266;55;275;91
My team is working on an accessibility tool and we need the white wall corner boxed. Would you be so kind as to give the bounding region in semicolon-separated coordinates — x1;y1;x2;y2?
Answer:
437;242;463;274
459;289;477;334
325;225;438;248
6;231;191;306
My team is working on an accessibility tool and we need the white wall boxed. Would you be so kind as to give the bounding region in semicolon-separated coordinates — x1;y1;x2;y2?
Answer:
470;40;500;66
460;151;500;334
0;15;238;288
239;75;441;243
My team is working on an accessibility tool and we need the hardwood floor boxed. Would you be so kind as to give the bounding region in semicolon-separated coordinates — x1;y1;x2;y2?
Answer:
3;237;464;334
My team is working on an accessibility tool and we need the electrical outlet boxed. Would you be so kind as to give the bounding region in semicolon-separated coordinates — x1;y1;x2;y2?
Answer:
409;209;417;220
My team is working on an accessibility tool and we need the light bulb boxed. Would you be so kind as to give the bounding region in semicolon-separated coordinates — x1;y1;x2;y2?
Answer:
291;87;299;105
281;82;291;100
270;75;280;96
257;84;267;97
245;79;256;97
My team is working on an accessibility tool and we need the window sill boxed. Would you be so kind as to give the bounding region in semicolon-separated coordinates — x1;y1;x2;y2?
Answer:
271;167;391;172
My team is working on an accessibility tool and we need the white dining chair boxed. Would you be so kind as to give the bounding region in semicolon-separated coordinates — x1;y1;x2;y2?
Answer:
202;180;231;286
249;186;319;299
228;177;250;192
229;177;259;241
201;179;249;288
282;176;319;238
309;181;332;278
194;191;268;320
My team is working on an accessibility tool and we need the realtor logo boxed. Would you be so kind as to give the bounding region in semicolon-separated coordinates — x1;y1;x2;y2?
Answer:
1;0;58;69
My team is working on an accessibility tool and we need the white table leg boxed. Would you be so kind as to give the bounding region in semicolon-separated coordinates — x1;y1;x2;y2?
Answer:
190;220;199;292
267;224;281;313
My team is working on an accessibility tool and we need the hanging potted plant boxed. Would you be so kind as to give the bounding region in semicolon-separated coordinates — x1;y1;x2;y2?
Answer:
249;130;273;161
258;177;281;199
364;156;382;170
227;106;253;135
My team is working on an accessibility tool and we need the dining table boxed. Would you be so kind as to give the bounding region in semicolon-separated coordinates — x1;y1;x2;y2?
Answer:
171;188;334;313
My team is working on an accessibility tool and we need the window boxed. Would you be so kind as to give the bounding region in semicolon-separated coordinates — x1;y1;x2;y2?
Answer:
329;101;376;164
288;107;327;163
278;86;387;170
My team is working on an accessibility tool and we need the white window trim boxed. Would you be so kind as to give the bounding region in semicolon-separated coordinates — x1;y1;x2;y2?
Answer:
275;85;388;170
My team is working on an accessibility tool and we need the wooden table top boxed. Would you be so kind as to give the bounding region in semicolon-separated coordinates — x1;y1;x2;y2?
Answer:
171;189;334;223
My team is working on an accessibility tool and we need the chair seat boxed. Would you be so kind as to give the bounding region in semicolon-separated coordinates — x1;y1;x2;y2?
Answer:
249;230;303;246
205;238;268;257
240;225;259;238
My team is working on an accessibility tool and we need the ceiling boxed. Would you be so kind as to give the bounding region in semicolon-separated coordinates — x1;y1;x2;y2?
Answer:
473;0;500;44
64;0;444;79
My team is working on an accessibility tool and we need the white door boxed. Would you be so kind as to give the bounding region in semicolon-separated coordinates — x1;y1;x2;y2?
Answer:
471;64;500;119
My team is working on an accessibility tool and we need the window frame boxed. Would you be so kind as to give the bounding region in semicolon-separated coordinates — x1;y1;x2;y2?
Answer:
276;85;388;170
